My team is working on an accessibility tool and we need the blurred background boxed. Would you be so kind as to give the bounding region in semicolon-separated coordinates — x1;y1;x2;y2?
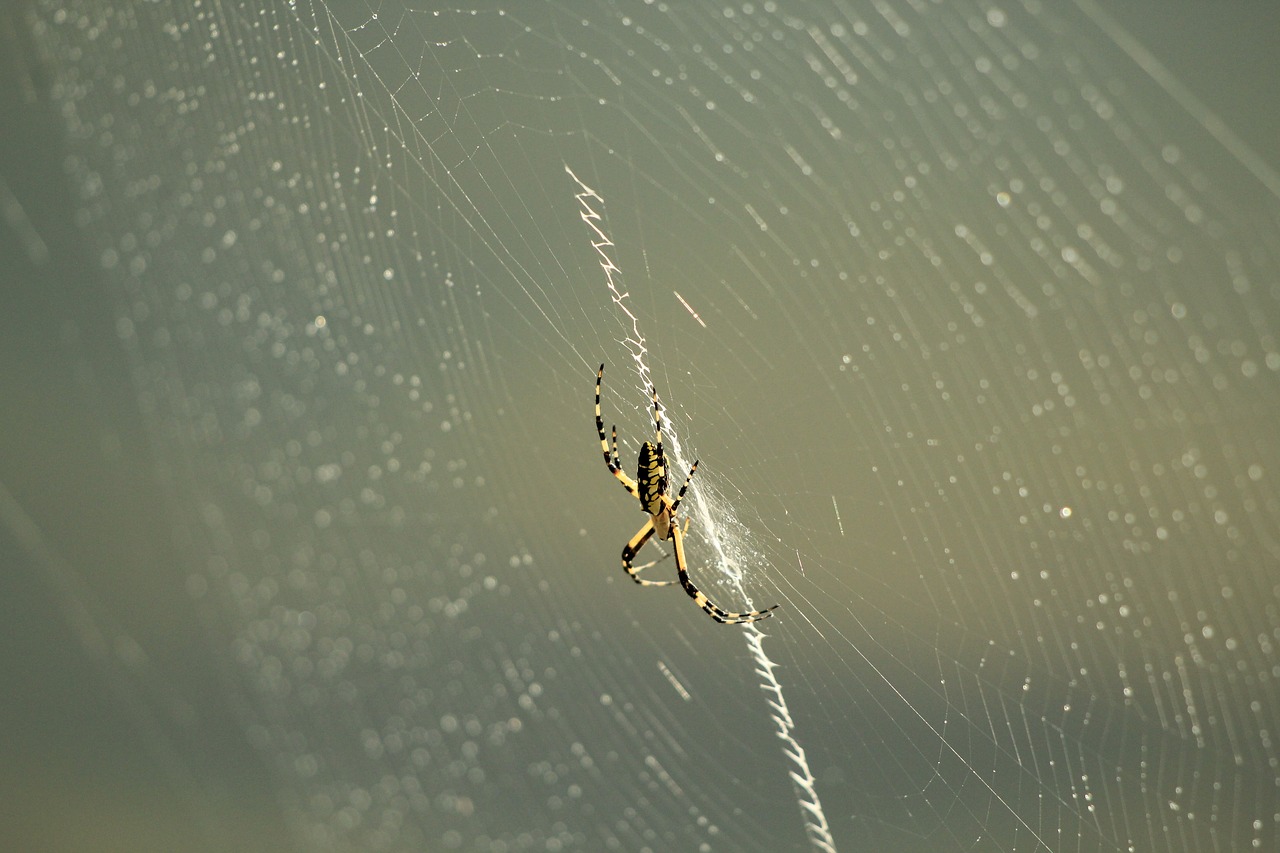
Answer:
3;2;1278;851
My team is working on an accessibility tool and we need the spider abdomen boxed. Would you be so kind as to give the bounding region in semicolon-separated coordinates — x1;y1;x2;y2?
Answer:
637;441;667;516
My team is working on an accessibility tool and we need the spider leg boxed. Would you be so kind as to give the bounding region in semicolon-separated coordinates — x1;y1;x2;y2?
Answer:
667;459;698;518
596;364;640;498
671;523;778;624
621;518;678;586
625;544;676;574
649;382;665;465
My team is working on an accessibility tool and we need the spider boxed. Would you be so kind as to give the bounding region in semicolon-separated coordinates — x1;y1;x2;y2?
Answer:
594;363;778;624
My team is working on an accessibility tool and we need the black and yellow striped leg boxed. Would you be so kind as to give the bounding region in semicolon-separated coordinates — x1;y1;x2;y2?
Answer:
649;383;666;465
667;461;698;518
621;519;678;586
671;524;778;624
596;364;640;499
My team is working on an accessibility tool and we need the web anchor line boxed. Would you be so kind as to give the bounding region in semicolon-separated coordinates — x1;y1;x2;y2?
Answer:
567;164;834;850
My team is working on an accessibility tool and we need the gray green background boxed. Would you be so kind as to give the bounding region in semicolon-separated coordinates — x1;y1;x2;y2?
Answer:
3;2;1279;851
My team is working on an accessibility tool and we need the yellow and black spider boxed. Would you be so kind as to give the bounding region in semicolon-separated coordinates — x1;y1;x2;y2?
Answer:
594;363;778;624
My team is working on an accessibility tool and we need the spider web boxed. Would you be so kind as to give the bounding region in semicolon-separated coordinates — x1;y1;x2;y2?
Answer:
8;1;1280;851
